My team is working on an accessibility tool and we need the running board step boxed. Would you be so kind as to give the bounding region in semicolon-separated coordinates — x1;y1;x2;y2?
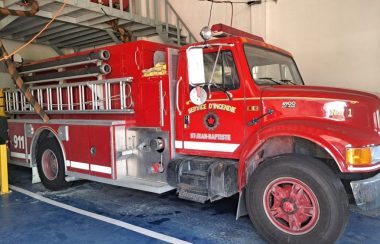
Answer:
66;171;175;194
178;185;209;203
168;157;239;203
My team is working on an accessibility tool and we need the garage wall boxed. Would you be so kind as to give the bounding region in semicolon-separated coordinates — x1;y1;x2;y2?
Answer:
1;39;59;60
0;38;65;89
265;0;380;92
170;0;380;93
168;0;252;39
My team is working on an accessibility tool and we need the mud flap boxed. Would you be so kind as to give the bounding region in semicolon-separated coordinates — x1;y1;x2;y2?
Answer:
32;166;41;184
236;188;248;220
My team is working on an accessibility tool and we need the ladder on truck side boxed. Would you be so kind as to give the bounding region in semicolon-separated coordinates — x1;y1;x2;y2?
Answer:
4;78;134;114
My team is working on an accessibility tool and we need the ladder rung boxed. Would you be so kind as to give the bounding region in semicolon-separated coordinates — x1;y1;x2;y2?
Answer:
4;78;133;114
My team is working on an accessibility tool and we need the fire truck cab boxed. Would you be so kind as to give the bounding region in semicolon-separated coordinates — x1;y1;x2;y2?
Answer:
4;24;380;243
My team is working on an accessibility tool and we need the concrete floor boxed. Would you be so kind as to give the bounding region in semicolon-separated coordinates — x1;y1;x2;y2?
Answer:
1;165;380;243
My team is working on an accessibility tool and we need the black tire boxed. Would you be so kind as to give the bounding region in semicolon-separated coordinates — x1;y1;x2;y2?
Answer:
246;154;348;244
36;137;70;190
167;158;182;186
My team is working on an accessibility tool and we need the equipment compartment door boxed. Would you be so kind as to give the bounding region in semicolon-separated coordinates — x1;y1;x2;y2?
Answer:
89;126;113;179
67;125;113;179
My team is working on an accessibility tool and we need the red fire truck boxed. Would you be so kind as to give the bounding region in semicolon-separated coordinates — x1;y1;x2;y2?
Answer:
3;24;380;243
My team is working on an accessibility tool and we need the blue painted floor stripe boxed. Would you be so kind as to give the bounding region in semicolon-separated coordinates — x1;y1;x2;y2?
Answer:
7;185;190;244
0;191;161;244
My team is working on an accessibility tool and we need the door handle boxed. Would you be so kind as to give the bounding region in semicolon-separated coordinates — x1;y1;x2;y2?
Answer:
176;76;183;116
134;47;140;70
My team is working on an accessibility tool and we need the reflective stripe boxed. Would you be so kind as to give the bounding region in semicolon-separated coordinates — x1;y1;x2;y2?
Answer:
67;161;111;174
69;161;89;170
90;164;112;174
10;152;31;160
183;141;239;153
175;140;183;149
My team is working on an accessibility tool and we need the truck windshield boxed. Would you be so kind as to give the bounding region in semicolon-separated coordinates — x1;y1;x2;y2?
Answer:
244;45;303;86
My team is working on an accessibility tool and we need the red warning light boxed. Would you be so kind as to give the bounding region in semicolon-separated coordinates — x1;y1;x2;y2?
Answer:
211;23;264;42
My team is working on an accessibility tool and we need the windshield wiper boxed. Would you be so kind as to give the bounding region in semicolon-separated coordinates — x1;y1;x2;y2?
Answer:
258;77;296;85
279;79;296;85
257;77;282;85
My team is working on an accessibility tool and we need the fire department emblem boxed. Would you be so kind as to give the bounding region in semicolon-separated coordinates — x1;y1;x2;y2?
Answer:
204;112;220;131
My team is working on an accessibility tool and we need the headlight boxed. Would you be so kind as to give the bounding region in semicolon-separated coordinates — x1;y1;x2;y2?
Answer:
346;145;380;166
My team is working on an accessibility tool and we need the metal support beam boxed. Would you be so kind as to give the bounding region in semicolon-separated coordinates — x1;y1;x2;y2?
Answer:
50;45;64;55
37;26;86;42
0;16;19;29
58;32;109;46
76;38;113;50
48;29;98;44
69;35;111;47
21;22;64;40
3;19;49;37
32;24;74;39
12;22;52;39
106;30;122;44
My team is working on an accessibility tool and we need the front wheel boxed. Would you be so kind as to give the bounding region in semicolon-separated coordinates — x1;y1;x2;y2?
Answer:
36;137;70;190
246;154;348;244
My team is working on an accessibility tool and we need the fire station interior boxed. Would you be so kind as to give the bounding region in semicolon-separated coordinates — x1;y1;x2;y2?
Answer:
0;0;380;243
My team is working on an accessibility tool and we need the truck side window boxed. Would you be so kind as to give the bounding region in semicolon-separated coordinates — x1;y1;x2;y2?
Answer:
203;51;240;91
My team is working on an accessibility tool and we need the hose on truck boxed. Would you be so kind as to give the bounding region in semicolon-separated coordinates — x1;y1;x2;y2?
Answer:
23;64;112;83
19;50;111;74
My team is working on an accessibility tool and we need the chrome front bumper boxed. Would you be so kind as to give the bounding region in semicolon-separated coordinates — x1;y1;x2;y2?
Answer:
351;172;380;210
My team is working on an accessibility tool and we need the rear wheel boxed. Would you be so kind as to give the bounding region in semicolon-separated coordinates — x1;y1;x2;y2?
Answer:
246;154;348;244
36;137;69;190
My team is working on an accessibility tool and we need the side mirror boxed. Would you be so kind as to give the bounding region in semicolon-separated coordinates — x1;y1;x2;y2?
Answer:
186;48;205;86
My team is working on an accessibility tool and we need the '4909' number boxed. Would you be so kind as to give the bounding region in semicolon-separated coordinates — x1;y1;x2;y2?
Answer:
13;135;25;150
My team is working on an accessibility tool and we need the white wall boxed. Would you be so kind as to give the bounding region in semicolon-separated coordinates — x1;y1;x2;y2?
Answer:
0;38;65;89
170;0;380;93
265;0;380;92
1;38;60;61
169;0;252;40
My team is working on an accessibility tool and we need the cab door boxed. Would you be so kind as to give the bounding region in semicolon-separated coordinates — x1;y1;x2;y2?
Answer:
175;46;254;158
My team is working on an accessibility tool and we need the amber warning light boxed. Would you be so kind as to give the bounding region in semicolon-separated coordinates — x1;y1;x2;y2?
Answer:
346;146;380;166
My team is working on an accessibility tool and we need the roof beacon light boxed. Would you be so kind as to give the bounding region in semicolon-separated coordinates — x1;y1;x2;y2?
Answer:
200;26;212;41
211;23;264;42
